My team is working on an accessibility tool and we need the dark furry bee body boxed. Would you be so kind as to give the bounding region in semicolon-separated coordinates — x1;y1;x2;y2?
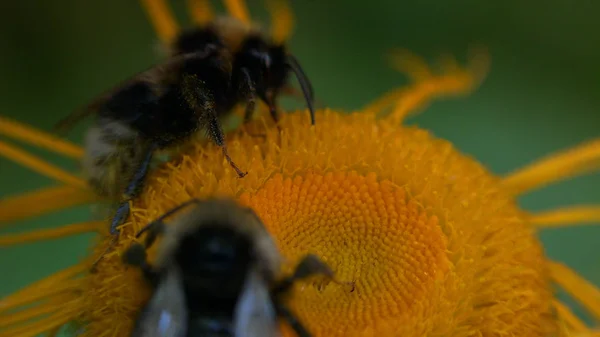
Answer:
54;32;249;247
54;1;316;266
172;14;316;125
124;198;338;337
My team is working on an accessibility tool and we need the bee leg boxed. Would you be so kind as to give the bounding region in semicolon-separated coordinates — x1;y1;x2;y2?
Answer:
110;145;156;235
90;145;156;271
272;254;335;294
221;145;247;178
123;242;160;285
241;68;257;125
239;68;266;139
272;255;351;336
206;107;247;178
90;236;119;273
275;304;311;337
264;91;283;134
274;254;355;295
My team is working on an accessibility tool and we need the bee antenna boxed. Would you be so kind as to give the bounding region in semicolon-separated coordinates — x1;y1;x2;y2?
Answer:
285;54;315;125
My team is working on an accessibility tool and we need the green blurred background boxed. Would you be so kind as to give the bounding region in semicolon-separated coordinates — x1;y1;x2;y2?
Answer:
0;0;599;330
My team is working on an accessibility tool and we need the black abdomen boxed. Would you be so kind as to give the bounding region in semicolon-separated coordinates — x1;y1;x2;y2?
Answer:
187;316;233;337
175;225;253;326
96;81;198;148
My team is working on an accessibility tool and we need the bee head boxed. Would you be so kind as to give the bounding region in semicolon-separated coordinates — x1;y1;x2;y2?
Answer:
236;38;315;125
265;44;288;93
236;36;272;91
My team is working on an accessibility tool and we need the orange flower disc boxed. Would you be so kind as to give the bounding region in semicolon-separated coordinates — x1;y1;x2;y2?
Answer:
244;172;448;336
84;109;557;337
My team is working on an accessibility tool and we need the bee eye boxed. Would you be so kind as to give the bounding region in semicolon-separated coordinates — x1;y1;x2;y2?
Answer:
249;50;271;69
262;54;272;69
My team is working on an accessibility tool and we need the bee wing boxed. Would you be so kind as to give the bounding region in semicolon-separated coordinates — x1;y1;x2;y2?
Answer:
233;269;280;337
54;50;214;134
130;267;188;337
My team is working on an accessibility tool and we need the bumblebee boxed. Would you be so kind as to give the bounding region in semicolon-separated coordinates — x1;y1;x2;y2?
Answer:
54;40;249;250
124;198;340;337
55;0;317;253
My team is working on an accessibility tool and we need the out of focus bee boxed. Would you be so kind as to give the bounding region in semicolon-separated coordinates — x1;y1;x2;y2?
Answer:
124;198;340;337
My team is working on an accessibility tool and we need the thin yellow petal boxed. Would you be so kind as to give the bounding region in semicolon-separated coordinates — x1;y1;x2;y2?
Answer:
0;221;102;246
466;45;491;89
0;280;81;315
386;49;434;82
362;88;408;114
1;306;80;337
548;261;600;320
554;300;590;332
0;117;83;159
186;0;213;25
365;50;489;123
385;70;480;125
567;332;600;337
530;206;600;228
0;140;87;188
222;0;251;26
139;0;179;44
502;139;600;195
266;0;294;44
0;266;84;314
387;86;429;124
0;294;77;328
0;185;96;226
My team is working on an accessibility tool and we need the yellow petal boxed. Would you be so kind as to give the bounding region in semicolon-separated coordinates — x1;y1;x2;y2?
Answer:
139;0;179;44
530;206;600;228
548;261;600;320
0;140;87;188
502;139;600;195
0;116;83;159
0;221;102;246
222;0;251;26
0;185;96;226
266;0;294;44
186;0;214;25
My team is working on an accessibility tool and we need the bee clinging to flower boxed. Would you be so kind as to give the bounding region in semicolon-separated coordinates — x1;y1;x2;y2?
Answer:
52;1;317;263
53;39;249;264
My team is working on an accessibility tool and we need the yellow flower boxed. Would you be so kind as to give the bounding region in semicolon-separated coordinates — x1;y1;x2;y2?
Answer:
1;0;600;337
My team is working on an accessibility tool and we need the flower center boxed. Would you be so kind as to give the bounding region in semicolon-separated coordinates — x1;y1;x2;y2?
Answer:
241;171;448;335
